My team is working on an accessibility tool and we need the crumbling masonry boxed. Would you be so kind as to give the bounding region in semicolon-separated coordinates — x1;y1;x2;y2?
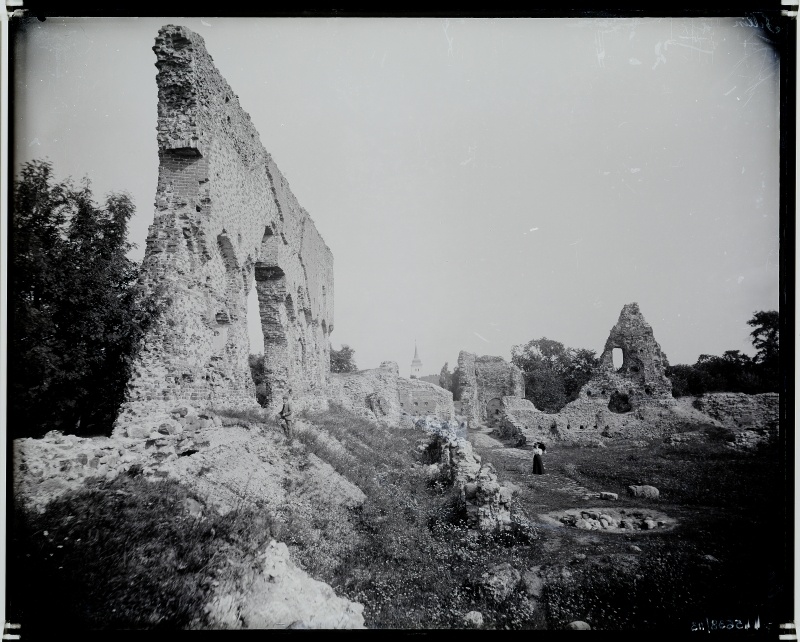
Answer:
116;25;333;432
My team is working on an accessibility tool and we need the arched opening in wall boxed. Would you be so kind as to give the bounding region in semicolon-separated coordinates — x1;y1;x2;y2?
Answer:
214;232;241;356
612;348;624;371
486;398;503;426
254;261;288;407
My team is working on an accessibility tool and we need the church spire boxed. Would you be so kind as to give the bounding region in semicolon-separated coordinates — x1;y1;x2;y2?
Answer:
410;341;423;379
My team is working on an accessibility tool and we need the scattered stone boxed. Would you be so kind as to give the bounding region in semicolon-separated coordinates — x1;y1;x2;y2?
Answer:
183;497;204;518
627;485;660;499
463;611;484;628
566;620;592;630
481;563;521;603
600;491;618;500
206;540;365;629
522;567;544;598
629;545;642;552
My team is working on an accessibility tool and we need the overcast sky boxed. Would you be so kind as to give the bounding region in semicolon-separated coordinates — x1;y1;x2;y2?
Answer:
12;17;781;377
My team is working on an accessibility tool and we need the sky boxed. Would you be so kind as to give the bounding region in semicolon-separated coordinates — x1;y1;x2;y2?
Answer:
12;17;781;377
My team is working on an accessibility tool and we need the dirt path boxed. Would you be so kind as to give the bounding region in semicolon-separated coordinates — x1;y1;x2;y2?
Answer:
469;425;597;502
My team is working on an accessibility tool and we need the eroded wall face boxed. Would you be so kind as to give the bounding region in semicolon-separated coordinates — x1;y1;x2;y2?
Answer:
579;303;673;406
117;25;333;427
458;351;526;425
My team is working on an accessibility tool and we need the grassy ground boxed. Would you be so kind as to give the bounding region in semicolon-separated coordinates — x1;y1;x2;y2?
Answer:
8;474;275;631
7;407;790;632
293;405;545;629
472;428;789;632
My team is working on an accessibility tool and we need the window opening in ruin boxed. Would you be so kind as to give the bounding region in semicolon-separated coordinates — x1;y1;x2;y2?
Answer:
612;347;624;371
608;391;632;414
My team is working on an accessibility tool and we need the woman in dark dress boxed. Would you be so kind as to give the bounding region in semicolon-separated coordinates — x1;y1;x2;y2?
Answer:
532;442;545;475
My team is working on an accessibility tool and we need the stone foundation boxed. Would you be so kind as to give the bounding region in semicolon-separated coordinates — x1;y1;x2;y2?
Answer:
326;361;455;426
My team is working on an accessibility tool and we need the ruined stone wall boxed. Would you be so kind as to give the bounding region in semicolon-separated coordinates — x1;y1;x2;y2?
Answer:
116;25;333;433
326;363;403;426
327;361;454;425
577;303;673;407
397;378;455;421
692;393;779;431
457;352;525;425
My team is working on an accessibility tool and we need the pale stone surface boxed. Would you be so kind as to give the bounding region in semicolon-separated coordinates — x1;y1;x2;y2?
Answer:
207;540;365;629
522;567;545;598
463;611;484;627
458;352;525;426
481;563;521;602
627;485;660;499
116;25;334;432
566;620;592;630
428;433;514;533
327;361;454;425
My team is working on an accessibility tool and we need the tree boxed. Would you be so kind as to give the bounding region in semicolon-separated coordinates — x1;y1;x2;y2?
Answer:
438;363;453;392
330;344;357;373
665;311;781;396
511;337;599;413
747;310;779;364
10;160;160;437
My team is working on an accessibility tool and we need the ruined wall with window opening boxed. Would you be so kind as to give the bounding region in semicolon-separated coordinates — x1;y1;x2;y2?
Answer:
115;25;333;433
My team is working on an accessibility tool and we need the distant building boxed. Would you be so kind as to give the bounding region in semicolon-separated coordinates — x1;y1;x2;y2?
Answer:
410;342;423;379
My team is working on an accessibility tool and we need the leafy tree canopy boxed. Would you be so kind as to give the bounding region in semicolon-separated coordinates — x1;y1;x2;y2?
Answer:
10;159;160;437
330;344;358;373
511;337;599;413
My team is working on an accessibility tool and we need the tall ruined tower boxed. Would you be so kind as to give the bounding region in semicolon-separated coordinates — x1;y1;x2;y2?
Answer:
578;302;673;407
116;25;334;428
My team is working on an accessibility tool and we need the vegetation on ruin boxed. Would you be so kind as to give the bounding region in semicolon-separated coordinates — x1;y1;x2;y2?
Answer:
500;311;780;412
439;362;463;401
8;474;274;630
247;353;269;407
10;160;161;438
9;404;787;631
511;338;599;412
477;432;786;631
329;344;358;373
666;311;780;396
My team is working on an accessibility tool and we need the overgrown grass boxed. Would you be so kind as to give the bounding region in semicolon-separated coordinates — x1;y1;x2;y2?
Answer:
552;437;782;508
291;404;546;629
467;427;787;631
8;475;274;631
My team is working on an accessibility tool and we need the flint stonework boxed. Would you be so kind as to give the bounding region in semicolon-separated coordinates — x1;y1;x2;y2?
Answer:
117;25;333;432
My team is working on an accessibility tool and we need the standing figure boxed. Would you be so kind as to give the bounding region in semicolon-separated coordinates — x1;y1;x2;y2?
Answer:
279;393;294;442
532;442;545;475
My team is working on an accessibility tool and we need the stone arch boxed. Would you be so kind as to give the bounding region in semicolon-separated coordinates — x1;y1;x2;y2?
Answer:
486;397;504;427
